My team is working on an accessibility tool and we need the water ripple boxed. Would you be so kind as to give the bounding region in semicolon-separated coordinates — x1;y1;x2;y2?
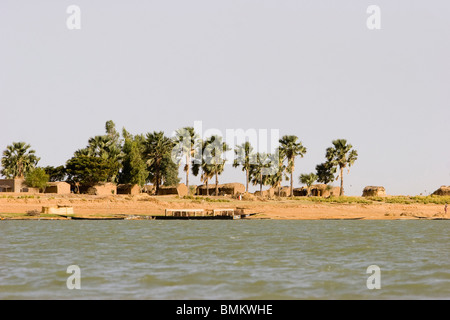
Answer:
0;220;449;299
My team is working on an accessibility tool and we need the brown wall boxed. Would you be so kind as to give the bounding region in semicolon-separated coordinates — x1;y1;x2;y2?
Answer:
157;183;188;196
117;184;141;195
0;179;26;192
44;182;71;194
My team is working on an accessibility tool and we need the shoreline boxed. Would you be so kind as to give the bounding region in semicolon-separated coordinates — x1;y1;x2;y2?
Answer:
0;193;448;221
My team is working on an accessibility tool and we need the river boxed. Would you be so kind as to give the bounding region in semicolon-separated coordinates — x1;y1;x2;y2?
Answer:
0;220;448;299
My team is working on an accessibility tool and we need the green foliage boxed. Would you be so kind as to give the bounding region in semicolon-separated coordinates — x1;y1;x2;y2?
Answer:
65;155;116;186
279;135;307;196
299;172;318;196
161;154;180;186
249;152;278;192
182;195;231;203
145;131;178;191
204;135;229;195
74;120;123;183
315;162;336;185
1;142;40;178
299;173;318;187
233;142;255;191
120;134;148;187
192;139;213;195
25;167;49;191
318;139;358;196
43;165;66;182
279;135;307;173
191;136;229;195
173;127;200;188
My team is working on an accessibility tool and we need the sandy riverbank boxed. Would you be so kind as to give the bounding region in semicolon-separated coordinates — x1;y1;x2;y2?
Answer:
0;193;448;220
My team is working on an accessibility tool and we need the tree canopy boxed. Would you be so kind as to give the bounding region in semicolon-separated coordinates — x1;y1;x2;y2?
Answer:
1;142;40;179
317;139;358;196
279;135;307;197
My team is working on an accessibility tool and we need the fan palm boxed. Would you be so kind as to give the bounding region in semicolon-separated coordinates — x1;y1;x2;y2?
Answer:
192;139;214;196
299;173;318;196
249;152;274;193
1;142;40;178
267;149;285;196
144;131;175;194
325;139;358;196
232;141;254;192
279;135;307;197
203;135;229;196
173;127;200;190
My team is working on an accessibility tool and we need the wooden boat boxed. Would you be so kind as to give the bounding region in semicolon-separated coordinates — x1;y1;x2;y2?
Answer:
61;215;125;220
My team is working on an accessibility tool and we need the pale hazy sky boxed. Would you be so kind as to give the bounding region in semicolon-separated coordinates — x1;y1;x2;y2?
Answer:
1;0;449;195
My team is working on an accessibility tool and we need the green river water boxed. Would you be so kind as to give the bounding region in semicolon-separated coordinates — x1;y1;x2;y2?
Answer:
0;220;448;299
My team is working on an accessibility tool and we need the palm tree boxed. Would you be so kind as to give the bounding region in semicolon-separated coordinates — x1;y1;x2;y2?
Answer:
268;149;286;196
299;173;318;196
173;127;200;190
279;135;307;197
1;142;40;178
232;141;254;192
76;121;123;183
192;139;214;196
83;135;122;182
144;131;174;194
315;161;336;185
249;152;273;193
203;135;229;196
325;139;358;196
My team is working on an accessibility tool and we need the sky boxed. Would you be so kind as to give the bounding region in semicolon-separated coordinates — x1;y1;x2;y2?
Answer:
0;0;449;196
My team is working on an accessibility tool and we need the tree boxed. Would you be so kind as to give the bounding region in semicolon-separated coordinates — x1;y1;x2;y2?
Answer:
25;167;49;192
1;142;40;178
76;121;123;183
160;154;180;187
266;150;285;196
144;131;176;193
249;152;274;193
324;139;358;196
120;136;148;187
315;162;336;185
299;173;318;196
65;155;116;192
203;135;229;196
279;135;307;197
44;165;67;182
192;139;214;196
173;127;200;190
232;142;254;192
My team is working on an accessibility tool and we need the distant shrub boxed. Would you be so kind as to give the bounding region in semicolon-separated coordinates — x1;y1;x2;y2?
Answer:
25;167;49;192
182;195;230;203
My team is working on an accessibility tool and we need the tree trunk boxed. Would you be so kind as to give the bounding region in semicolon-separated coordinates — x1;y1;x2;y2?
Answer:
245;168;249;192
260;172;263;193
206;179;209;196
155;166;160;194
186;154;190;190
339;167;344;196
290;168;294;197
215;171;219;196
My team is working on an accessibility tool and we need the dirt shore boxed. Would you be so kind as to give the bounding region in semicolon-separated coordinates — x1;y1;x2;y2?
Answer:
0;193;448;220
